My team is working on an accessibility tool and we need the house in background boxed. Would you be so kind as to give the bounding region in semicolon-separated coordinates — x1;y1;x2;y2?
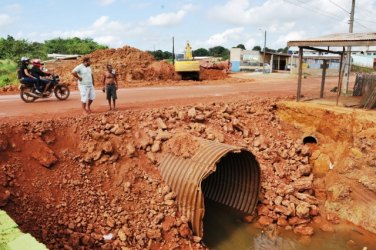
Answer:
288;52;341;77
350;51;376;69
230;48;291;72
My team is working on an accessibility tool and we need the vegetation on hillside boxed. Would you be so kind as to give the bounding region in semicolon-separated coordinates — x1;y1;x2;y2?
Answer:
0;35;108;62
0;36;108;86
0;60;18;87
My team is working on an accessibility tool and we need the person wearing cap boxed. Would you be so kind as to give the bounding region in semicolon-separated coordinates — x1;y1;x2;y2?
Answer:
18;57;40;93
72;57;95;114
30;59;51;93
102;64;118;111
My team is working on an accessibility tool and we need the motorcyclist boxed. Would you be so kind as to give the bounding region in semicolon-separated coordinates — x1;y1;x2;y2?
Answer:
30;59;51;94
18;57;40;93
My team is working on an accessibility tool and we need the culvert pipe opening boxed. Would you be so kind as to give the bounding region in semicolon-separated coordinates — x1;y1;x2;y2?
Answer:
303;136;318;145
159;139;261;238
201;150;260;242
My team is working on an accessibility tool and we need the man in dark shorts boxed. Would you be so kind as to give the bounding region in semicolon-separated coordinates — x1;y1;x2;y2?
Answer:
102;64;118;111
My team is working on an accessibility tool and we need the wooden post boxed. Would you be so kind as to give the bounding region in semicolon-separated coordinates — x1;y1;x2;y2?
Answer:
320;60;327;98
278;56;280;70
297;47;303;101
336;47;345;105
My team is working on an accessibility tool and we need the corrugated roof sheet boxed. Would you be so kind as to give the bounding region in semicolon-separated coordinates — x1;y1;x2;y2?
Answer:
159;139;260;237
288;32;376;47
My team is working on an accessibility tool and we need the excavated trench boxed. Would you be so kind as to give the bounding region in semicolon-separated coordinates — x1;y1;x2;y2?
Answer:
1;98;376;249
200;118;376;250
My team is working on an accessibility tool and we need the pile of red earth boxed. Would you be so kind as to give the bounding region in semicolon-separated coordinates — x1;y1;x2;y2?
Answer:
45;46;180;88
0;97;340;249
199;68;227;80
0;84;18;94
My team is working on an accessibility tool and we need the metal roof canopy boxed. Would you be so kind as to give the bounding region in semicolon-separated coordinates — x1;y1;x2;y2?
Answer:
287;32;376;104
288;32;376;47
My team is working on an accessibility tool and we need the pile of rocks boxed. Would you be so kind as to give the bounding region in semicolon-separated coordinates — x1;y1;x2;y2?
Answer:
0;96;327;248
75;98;323;236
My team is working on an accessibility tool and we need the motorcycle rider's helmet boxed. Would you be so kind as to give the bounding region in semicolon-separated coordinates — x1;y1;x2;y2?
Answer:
32;59;42;67
21;57;29;62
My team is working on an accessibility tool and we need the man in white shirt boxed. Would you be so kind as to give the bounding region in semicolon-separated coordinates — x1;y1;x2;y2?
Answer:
72;57;95;114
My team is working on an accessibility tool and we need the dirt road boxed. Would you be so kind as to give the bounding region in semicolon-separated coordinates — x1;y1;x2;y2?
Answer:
0;75;339;119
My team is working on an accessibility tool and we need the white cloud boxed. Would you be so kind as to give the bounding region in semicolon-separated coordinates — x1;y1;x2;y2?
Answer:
275;31;306;47
148;10;186;26
207;0;376;49
99;0;116;6
18;16;145;48
148;4;193;27
4;4;22;12
244;38;256;50
206;27;244;46
0;14;13;29
95;35;123;47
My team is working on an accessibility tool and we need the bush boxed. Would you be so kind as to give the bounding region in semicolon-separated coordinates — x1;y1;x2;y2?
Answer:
0;59;18;87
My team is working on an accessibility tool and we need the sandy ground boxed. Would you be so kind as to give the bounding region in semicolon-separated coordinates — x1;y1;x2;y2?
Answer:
0;73;342;119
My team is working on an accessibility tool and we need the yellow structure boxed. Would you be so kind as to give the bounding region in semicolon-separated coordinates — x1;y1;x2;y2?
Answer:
175;41;200;80
184;41;193;60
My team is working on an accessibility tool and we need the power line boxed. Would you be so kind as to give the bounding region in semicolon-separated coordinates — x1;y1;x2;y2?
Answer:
355;5;375;17
356;18;376;24
354;20;372;31
293;0;346;20
328;0;350;14
354;7;376;23
284;0;346;22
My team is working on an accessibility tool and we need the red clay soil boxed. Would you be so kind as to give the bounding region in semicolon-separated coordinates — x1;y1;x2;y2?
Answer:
44;46;179;87
41;46;228;90
200;68;227;80
0;95;375;248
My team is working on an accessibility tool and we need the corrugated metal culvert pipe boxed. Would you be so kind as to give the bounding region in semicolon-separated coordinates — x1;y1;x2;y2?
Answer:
159;139;261;237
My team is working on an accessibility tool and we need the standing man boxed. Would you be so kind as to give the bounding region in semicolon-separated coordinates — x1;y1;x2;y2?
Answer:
72;57;95;114
102;64;118;111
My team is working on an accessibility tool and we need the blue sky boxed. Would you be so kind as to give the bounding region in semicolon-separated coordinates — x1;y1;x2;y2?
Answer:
1;0;375;53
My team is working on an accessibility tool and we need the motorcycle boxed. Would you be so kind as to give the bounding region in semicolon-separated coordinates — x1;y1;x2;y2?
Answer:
19;75;70;103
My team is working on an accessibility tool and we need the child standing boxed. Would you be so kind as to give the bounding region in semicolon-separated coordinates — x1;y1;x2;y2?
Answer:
102;64;118;111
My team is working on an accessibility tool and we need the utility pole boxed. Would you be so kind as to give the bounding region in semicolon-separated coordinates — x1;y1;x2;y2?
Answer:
263;30;266;74
172;36;175;65
344;0;355;94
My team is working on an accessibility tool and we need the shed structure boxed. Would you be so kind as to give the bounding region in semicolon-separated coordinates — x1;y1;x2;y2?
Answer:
288;32;376;104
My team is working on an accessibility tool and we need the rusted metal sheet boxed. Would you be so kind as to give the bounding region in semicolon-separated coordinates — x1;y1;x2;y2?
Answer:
159;139;260;237
288;32;376;47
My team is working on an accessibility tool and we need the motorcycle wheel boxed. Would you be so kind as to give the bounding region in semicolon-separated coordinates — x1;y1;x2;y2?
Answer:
54;84;70;100
20;86;36;103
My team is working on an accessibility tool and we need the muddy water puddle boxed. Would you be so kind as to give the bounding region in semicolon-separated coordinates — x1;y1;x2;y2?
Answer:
203;200;376;250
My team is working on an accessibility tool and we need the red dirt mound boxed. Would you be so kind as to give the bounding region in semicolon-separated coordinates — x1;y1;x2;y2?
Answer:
44;46;180;87
200;68;228;80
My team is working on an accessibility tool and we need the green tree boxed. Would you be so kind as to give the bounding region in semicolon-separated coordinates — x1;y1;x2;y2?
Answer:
0;36;31;61
277;47;289;53
149;50;164;60
235;44;246;50
44;37;107;55
252;45;262;51
148;50;172;60
265;47;276;53
209;46;229;60
163;51;173;59
192;48;209;57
